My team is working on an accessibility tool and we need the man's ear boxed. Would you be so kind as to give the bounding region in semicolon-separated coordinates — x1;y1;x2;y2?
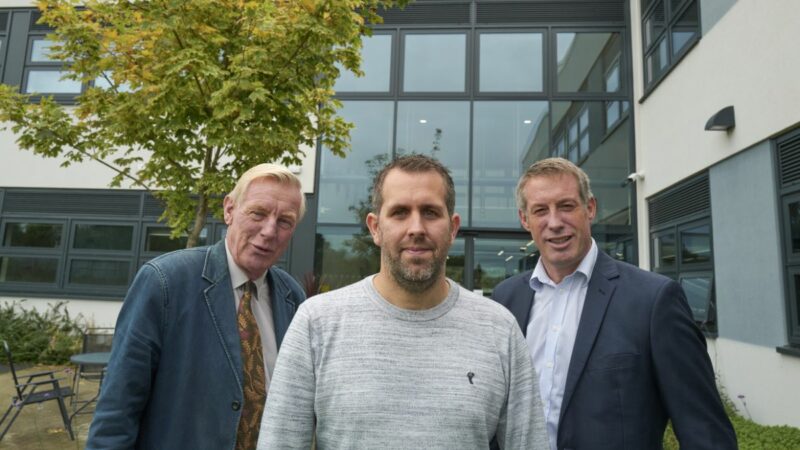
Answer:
223;196;234;225
366;212;381;246
518;209;530;231
449;213;461;242
586;197;597;222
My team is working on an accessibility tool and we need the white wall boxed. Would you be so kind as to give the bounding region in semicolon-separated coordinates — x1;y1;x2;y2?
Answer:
0;295;122;328
708;338;800;427
631;0;800;267
0;128;318;194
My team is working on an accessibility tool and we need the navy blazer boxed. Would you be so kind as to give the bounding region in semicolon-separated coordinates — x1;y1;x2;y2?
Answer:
492;251;736;450
86;240;305;450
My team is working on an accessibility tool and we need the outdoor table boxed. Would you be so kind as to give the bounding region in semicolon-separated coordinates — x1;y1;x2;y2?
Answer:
69;351;112;420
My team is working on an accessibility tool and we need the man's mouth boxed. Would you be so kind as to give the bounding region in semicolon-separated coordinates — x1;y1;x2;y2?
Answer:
251;243;272;254
547;236;572;246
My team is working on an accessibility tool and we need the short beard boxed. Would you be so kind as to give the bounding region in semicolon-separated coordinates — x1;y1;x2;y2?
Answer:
384;250;445;294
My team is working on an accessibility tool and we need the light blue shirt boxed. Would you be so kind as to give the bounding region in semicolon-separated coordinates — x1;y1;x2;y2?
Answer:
527;239;598;450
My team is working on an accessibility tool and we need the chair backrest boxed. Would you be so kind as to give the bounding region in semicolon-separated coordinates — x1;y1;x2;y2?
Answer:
82;327;115;353
2;340;23;398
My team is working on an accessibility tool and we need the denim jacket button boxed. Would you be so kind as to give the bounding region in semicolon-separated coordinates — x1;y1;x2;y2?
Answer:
231;401;241;411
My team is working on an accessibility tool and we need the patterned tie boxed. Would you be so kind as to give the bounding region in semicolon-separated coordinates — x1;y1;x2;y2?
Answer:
235;281;266;450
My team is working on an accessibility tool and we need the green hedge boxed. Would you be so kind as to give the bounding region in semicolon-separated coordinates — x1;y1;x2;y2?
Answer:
0;300;84;365
664;397;800;449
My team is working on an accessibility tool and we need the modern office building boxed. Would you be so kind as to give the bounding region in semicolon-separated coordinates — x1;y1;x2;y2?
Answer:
1;0;798;427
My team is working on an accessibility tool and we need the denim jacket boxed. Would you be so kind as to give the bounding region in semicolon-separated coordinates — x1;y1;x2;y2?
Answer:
86;240;305;450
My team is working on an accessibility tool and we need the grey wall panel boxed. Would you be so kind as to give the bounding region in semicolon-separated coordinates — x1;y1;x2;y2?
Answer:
700;0;737;35
710;141;785;346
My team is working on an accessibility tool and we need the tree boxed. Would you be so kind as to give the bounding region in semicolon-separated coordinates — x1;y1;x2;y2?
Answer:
0;0;406;247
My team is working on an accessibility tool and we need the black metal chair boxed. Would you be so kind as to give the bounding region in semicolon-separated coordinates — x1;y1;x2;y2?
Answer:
71;327;114;412
0;340;74;441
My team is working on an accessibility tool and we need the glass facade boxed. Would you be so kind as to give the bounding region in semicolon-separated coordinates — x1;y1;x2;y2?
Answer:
316;16;634;294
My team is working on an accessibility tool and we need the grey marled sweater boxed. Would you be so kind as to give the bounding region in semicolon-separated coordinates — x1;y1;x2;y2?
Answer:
257;276;547;449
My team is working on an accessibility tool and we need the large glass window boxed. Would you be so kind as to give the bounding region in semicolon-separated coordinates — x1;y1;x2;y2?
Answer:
403;33;466;92
24;37;81;95
68;259;130;286
641;0;699;90
315;226;380;292
334;34;393;93
318;101;394;224
479;32;543;92
396;101;470;218
473;237;537;297
317;23;635;292
74;224;134;251
3;222;62;248
0;221;64;285
556;32;622;93
0;256;59;283
552;101;630;226
472;101;549;227
143;226;208;254
651;218;714;331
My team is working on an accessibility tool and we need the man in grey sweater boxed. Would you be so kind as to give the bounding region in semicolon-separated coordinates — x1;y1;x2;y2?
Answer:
258;155;547;449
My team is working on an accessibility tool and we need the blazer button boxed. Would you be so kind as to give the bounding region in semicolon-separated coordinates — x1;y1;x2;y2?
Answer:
231;401;241;411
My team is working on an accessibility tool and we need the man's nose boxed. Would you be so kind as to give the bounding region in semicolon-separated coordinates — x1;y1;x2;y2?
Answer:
259;217;278;239
407;212;425;236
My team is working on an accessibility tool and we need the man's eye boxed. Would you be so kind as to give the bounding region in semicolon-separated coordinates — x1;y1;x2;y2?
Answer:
278;219;294;229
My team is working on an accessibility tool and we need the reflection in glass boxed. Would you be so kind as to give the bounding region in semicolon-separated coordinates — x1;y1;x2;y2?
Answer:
446;238;465;286
605;62;620;93
0;256;58;283
653;232;676;269
403;33;466;92
318;101;393;224
554;101;630;225
74;224;134;251
474;238;537;297
644;0;665;47
31;39;60;62
69;259;130;286
315;226;380;292
681;224;710;264
25;70;82;94
145;227;207;253
671;1;698;55
396;101;470;218
789;201;800;253
479;33;543;92
680;275;712;322
557;32;621;93
473;102;548;227
334;34;392;92
3;223;62;248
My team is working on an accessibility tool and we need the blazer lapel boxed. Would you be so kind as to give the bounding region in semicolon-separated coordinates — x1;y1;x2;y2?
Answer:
202;240;243;390
508;275;535;337
559;252;619;422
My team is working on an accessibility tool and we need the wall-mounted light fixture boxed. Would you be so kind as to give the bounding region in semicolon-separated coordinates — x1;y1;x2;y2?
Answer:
705;106;735;131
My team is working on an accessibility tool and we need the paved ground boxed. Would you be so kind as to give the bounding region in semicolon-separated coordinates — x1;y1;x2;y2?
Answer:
0;365;95;449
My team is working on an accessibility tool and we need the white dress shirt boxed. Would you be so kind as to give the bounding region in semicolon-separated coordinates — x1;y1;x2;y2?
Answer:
527;239;598;450
225;242;279;391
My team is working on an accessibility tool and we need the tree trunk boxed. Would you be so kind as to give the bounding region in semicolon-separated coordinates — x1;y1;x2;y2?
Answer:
186;194;209;248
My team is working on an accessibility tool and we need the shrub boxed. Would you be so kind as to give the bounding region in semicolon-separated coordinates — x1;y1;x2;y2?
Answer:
0;300;84;364
663;395;800;449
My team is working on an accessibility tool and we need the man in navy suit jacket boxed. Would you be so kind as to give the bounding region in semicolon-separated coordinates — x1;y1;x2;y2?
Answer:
492;158;736;450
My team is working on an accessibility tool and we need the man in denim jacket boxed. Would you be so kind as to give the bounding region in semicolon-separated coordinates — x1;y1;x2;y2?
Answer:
86;164;306;450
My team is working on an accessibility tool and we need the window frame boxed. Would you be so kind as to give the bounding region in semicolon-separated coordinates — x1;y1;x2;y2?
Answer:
640;0;701;95
0;218;67;288
650;216;716;333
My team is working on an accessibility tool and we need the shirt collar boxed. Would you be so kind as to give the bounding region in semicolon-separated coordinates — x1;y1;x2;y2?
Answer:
529;238;599;291
225;241;268;291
